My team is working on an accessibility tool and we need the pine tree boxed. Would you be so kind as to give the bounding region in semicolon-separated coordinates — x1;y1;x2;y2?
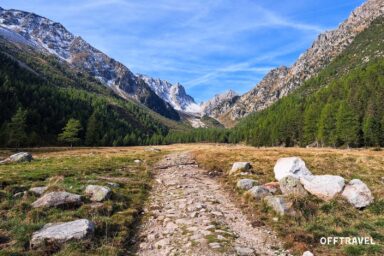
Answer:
336;102;360;147
317;103;337;146
58;118;82;147
7;108;28;148
85;112;99;146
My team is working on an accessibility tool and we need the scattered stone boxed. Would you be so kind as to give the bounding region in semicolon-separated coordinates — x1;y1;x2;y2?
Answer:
274;157;312;181
247;186;271;199
0;152;33;164
30;219;95;247
85;185;111;202
264;196;295;216
134;159;142;164
31;191;82;208
303;251;314;256
106;182;119;188
13;191;26;198
235;246;255;256
262;182;280;194
279;176;307;197
29;186;48;196
237;179;258;190
209;242;221;249
300;175;345;201
341;179;374;208
230;162;251;175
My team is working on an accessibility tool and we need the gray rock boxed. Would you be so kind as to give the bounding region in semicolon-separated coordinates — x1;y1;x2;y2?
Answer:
29;186;48;196
279;176;307;197
264;196;295;216
106;182;119;188
247;186;271;199
31;191;82;208
236;179;258;190
235;246;255;255
0;152;33;164
303;251;314;256
262;182;280;194
85;185;111;202
209;242;221;249
300;175;345;201
341;179;374;208
230;162;251;175
30;219;95;247
274;157;312;181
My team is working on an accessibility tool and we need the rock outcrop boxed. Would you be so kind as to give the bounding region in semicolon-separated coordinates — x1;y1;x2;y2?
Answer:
31;191;82;208
30;219;95;247
341;179;374;208
273;157;312;181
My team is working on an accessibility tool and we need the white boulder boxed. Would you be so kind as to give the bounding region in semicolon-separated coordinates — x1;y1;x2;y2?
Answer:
0;152;33;164
303;251;314;256
30;219;95;247
229;162;251;175
341;179;374;208
300;175;345;201
274;157;312;181
85;185;111;202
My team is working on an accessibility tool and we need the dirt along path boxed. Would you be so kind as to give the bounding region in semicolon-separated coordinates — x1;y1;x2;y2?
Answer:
136;152;288;256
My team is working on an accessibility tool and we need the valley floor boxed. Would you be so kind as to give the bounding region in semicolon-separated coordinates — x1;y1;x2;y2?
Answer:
0;144;383;256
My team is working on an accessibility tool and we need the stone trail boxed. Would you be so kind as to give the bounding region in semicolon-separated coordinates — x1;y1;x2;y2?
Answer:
136;152;286;256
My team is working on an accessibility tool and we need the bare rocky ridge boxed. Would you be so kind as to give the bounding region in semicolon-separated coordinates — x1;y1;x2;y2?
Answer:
0;8;179;120
136;153;286;256
211;0;384;125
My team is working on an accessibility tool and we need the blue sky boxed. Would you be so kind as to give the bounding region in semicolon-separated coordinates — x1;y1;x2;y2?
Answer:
1;0;365;102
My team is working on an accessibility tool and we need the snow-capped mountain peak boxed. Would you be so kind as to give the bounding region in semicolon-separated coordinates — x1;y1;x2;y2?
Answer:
137;74;201;114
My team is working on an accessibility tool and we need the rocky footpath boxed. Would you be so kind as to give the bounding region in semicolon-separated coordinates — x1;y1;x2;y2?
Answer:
136;153;287;256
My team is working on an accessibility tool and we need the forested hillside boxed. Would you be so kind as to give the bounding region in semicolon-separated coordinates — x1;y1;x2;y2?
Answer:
235;17;384;147
0;39;172;147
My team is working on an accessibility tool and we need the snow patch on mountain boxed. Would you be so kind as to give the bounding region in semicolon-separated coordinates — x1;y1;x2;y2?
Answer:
138;74;201;114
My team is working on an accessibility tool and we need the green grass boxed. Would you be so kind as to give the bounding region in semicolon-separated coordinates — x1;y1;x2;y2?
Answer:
0;148;165;255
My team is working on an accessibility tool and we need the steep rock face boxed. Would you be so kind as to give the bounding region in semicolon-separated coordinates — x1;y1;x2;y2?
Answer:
138;75;201;113
201;90;239;118
0;8;180;120
224;0;384;122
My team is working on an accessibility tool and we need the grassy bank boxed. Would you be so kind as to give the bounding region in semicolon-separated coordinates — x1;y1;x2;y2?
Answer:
192;145;384;256
0;147;165;255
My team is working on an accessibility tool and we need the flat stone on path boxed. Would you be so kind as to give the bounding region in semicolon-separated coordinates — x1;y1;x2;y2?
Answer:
30;219;95;247
31;191;82;208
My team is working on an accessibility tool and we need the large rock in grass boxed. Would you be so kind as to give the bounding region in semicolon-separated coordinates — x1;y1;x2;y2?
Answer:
279;176;307;197
236;179;258;190
274;157;312;181
30;219;95;247
229;162;251;175
300;175;345;201
264;195;296;216
0;152;33;164
247;186;271;199
85;185;111;202
31;191;82;208
341;179;374;208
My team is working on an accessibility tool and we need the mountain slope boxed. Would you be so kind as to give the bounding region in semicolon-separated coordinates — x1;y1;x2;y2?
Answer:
219;0;384;125
0;29;189;146
0;7;180;120
235;16;384;147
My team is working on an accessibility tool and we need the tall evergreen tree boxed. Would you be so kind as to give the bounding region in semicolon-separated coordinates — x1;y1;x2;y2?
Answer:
7;108;28;148
58;118;82;147
336;101;360;147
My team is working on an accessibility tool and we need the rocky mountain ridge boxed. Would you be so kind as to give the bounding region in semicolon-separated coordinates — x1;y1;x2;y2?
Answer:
210;0;384;126
0;7;180;120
